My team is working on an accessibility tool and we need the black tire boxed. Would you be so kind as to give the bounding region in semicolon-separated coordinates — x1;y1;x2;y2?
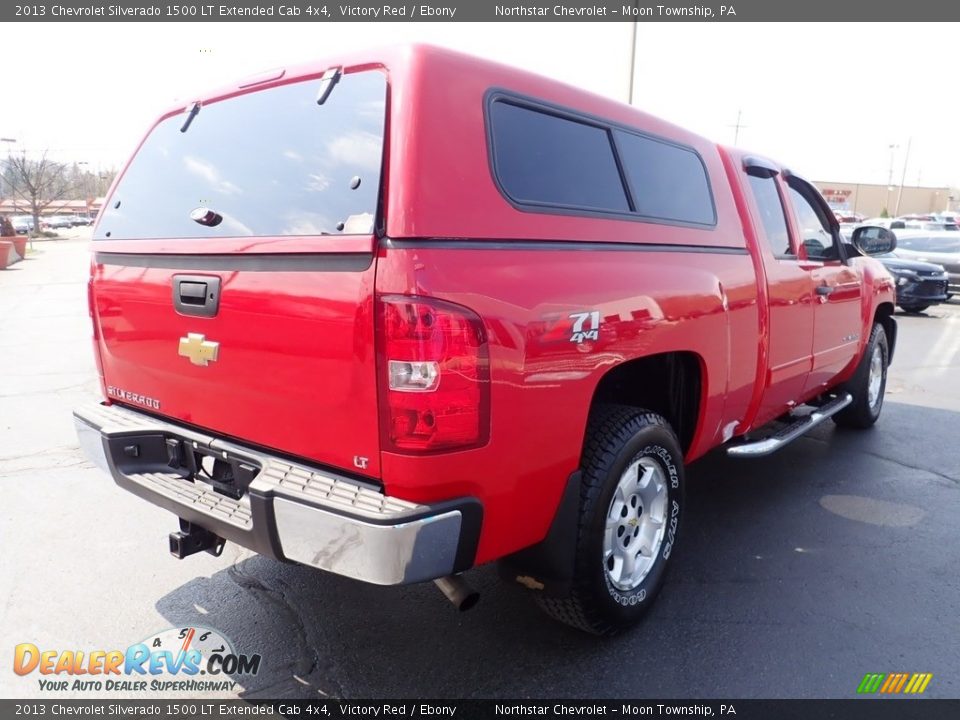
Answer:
899;304;930;314
833;323;888;429
537;405;684;635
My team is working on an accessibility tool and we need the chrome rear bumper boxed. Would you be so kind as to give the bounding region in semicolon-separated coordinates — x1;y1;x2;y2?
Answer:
74;403;480;585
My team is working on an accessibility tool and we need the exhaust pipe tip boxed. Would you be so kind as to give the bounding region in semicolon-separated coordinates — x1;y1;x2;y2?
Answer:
433;575;480;612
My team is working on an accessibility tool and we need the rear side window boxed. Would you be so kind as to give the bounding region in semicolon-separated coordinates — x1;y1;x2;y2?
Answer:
614;130;715;225
96;70;386;240
489;101;630;213
488;97;715;227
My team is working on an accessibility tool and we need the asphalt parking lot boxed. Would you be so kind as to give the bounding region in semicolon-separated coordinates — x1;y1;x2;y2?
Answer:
1;236;959;700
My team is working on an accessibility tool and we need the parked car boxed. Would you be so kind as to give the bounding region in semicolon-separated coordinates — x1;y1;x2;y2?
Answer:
891;232;960;298
899;220;958;232
860;217;901;229
875;254;949;312
73;45;898;635
834;211;864;224
11;216;34;234
43;215;74;229
858;217;957;232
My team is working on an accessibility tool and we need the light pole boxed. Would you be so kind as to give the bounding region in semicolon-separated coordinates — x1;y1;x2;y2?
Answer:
627;18;638;105
885;143;898;216
894;137;912;217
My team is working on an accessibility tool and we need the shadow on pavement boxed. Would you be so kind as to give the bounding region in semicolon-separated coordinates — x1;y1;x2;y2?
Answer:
154;402;960;699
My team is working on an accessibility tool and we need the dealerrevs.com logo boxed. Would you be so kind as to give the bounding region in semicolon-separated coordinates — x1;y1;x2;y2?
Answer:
13;626;261;693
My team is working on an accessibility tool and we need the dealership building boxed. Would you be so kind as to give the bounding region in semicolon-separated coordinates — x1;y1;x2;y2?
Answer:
813;181;960;218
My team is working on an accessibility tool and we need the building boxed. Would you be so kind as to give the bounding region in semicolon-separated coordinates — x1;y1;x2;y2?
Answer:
0;198;103;218
813;181;960;218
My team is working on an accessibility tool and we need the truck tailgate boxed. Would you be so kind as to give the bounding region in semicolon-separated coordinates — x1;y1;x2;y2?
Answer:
91;245;381;477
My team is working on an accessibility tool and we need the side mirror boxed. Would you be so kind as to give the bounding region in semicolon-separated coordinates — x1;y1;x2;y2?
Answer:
852;225;897;256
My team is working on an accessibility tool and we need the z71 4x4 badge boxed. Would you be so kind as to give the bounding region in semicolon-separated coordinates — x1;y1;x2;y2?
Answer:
569;311;601;344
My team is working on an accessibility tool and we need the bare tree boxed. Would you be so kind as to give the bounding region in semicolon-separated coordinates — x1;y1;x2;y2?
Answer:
1;150;71;235
67;163;117;206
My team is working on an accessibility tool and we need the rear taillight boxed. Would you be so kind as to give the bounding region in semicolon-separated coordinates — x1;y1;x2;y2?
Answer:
378;295;489;453
87;262;107;398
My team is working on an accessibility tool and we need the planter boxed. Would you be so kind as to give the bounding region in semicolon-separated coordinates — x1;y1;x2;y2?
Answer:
0;240;16;269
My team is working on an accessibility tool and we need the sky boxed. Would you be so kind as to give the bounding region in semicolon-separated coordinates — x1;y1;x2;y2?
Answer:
2;21;957;188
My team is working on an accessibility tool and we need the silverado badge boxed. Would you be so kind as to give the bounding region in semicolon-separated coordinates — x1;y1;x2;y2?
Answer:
178;333;220;366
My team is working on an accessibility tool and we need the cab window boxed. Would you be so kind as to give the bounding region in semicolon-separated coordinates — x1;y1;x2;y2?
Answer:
746;174;792;257
786;181;839;261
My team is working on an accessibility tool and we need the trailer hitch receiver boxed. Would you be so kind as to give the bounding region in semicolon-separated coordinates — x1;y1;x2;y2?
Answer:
169;519;225;559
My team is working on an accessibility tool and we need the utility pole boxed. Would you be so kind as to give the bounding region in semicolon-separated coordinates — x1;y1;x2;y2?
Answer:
730;110;747;146
894;137;912;216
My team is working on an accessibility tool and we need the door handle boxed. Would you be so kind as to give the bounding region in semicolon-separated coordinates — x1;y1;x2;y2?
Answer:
172;274;221;318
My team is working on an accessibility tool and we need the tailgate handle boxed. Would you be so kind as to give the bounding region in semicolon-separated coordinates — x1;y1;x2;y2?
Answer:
173;275;221;318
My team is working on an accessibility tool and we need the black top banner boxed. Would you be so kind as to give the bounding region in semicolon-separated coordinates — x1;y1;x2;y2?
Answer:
5;0;960;22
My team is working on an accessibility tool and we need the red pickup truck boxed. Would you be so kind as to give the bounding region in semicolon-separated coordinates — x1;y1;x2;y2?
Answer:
75;45;897;635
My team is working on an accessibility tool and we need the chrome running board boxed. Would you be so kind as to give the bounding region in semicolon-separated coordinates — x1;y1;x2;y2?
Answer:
727;393;853;458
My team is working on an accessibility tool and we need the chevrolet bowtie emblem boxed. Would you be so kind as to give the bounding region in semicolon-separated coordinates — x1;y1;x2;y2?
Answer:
178;333;220;366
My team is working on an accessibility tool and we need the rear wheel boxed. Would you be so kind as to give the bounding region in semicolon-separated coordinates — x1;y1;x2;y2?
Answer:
537;406;684;635
833;323;888;429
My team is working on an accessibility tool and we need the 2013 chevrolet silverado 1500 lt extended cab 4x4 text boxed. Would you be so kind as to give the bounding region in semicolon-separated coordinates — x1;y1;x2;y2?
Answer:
74;45;898;635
